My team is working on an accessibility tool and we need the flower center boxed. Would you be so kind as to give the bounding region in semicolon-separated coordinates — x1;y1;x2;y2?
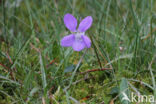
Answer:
75;32;84;41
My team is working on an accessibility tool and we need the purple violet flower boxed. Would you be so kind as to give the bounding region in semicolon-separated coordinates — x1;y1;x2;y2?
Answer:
61;13;93;51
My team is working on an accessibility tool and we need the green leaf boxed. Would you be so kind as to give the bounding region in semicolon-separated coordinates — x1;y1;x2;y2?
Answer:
39;53;47;89
119;78;130;104
64;65;75;73
110;87;119;95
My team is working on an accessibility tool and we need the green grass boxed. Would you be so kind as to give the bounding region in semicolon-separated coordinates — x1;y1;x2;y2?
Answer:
0;0;156;104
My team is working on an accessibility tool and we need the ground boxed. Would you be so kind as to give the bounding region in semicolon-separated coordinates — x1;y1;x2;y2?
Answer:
0;0;156;104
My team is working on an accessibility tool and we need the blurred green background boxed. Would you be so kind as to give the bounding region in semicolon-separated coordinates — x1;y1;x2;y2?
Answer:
0;0;156;103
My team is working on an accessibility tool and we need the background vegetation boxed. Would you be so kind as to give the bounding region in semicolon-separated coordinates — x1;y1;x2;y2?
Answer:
0;0;156;104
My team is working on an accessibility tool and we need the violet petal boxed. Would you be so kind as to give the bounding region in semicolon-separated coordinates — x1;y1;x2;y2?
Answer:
72;40;85;51
78;16;93;32
64;13;77;32
81;35;91;48
61;34;75;47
